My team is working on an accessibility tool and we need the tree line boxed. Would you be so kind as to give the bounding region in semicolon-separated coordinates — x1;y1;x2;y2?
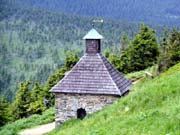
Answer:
0;52;79;126
1;24;180;126
16;0;180;27
1;0;144;102
1;0;168;102
106;24;180;74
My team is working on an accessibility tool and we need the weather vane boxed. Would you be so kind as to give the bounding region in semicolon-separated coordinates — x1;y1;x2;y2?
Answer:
91;19;104;28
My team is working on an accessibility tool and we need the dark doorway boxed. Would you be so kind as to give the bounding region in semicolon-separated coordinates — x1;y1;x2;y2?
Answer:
77;108;86;119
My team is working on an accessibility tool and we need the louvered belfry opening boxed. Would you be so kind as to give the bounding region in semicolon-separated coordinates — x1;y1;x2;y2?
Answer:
83;28;103;54
86;39;101;53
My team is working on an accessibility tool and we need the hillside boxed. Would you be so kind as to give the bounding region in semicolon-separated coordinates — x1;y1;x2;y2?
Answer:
46;62;180;135
0;0;139;102
13;0;180;27
1;0;169;102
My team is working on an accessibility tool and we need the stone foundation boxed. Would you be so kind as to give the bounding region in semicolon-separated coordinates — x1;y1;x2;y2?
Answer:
55;93;118;126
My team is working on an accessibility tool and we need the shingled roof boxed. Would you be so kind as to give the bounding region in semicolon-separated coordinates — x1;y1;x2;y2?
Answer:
50;53;132;96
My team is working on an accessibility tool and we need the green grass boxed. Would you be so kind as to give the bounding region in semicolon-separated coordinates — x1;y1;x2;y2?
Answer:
0;107;54;135
46;62;180;135
125;66;156;81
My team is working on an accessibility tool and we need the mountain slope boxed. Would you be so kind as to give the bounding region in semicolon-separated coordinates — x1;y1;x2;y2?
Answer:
0;2;137;102
47;62;180;135
1;1;167;102
14;0;180;27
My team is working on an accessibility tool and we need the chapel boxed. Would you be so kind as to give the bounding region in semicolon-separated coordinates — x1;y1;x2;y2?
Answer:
50;29;132;125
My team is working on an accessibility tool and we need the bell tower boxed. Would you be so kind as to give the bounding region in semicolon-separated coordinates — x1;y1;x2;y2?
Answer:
83;29;103;54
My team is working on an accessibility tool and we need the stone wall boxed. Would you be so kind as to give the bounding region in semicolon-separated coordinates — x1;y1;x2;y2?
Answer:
55;93;118;126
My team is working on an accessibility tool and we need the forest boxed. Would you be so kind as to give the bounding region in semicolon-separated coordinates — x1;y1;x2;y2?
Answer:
13;0;180;26
0;0;166;102
0;0;180;129
1;22;180;127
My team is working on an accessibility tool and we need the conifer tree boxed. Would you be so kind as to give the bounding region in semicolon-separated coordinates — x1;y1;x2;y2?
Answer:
126;24;160;72
104;48;110;58
45;67;67;105
0;98;12;126
108;54;121;71
109;25;160;73
168;29;180;67
157;29;180;73
28;82;45;114
158;29;169;73
65;51;79;70
13;81;31;120
120;32;129;53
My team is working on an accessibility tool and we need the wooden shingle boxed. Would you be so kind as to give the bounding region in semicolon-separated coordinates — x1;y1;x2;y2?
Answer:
50;53;132;96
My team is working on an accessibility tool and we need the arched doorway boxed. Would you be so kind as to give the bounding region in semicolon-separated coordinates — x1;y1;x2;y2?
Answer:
77;108;86;119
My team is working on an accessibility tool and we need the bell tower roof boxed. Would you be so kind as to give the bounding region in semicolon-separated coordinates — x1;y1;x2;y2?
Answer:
83;28;104;39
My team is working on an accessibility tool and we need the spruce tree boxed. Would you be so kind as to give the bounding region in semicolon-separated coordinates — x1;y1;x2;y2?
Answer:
65;51;79;70
120;32;129;53
158;29;169;73
28;82;45;114
168;30;180;67
13;81;31;120
104;48;110;58
0;98;12;126
127;24;160;71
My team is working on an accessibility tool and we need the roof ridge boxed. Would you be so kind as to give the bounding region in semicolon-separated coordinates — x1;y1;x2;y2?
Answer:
99;53;133;95
98;54;121;95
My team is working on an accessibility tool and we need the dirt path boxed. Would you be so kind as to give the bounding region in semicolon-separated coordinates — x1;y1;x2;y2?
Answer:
19;122;55;135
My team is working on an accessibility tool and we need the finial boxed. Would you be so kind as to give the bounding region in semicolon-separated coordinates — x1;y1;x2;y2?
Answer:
92;23;95;28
